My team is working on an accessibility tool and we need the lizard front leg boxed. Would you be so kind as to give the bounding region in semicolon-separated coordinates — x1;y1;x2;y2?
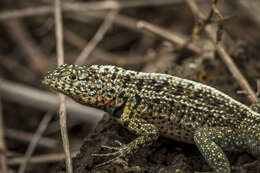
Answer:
193;126;240;173
92;116;160;167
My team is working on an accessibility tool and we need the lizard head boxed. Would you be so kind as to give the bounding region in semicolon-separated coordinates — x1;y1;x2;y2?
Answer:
42;64;123;108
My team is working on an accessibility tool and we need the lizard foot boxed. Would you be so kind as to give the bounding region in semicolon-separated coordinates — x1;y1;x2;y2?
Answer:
92;140;131;167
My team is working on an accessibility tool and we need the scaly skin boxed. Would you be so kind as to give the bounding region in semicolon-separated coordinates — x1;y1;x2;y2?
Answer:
42;64;260;173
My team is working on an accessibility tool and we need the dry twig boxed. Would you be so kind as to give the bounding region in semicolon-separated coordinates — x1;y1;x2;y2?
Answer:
54;0;73;172
0;0;182;20
6;128;57;149
0;78;103;124
4;20;49;74
137;21;201;54
75;10;118;65
17;111;53;173
70;11;143;34
8;151;79;165
64;28;153;66
0;78;103;123
0;96;8;173
63;0;181;11
185;0;258;103
237;0;260;27
0;55;37;82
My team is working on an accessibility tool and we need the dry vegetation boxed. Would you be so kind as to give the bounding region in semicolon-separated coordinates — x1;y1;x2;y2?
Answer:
0;0;260;172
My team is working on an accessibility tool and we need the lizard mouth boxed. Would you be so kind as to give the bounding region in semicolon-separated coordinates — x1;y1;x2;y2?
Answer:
41;77;49;86
41;74;70;96
41;74;58;90
41;77;63;94
41;74;52;86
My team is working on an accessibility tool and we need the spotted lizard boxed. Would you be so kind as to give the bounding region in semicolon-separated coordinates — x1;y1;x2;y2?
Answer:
42;64;260;173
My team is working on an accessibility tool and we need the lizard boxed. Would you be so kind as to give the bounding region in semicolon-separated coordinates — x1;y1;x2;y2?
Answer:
42;64;260;173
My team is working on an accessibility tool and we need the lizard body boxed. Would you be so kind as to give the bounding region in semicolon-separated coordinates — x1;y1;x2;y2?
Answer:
42;64;260;173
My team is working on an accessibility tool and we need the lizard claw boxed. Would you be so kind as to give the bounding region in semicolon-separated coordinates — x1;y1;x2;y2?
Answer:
94;155;121;168
100;145;119;150
114;140;123;146
99;140;123;150
92;141;130;167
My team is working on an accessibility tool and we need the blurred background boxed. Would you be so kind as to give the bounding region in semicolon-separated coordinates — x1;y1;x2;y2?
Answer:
0;0;260;172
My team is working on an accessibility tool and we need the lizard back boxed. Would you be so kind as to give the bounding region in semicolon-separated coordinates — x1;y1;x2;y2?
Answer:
103;66;260;143
42;64;260;143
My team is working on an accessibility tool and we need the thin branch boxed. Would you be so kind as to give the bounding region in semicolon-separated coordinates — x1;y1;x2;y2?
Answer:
44;118;82;135
6;128;57;149
4;20;49;74
55;2;64;66
0;0;182;20
212;38;257;102
256;79;260;97
8;151;79;165
237;0;260;27
64;28;154;66
17;111;54;173
137;21;201;54
0;96;8;173
185;0;258;103
54;0;73;173
69;11;144;35
75;10;118;65
63;0;180;12
0;6;52;20
0;78;103;123
0;55;37;82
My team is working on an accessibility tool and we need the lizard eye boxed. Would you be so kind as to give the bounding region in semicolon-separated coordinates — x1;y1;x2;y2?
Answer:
70;74;77;80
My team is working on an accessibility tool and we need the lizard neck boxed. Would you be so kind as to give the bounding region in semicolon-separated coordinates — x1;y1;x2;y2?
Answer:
71;92;117;112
